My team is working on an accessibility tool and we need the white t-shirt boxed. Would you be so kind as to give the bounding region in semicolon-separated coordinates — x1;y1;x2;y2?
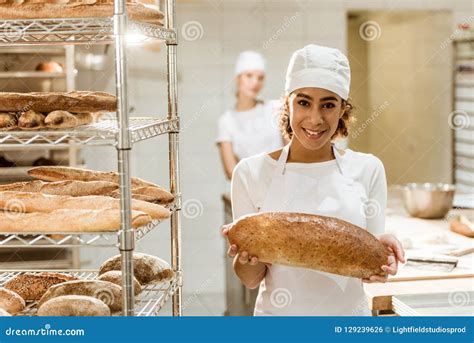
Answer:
231;149;387;236
216;101;284;160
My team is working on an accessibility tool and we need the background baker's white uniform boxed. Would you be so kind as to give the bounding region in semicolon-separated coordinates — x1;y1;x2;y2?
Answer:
231;148;387;315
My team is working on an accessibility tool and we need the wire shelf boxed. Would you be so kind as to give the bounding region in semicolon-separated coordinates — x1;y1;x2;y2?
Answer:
0;18;176;46
0;117;179;147
0;269;182;316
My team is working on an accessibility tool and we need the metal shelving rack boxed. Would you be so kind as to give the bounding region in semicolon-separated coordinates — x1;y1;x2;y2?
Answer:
0;0;182;316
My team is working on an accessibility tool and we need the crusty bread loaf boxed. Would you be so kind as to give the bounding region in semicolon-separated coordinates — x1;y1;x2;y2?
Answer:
0;112;17;129
37;295;111;316
225;212;389;279
450;217;474;238
0;1;164;24
97;271;142;296
0;91;116;113
0;208;152;232
0;308;11;316
0;191;170;219
38;280;122;311
44;110;93;129
110;187;174;205
28;166;160;189
0;287;25;314
99;253;173;284
18;110;45;129
4;272;78;301
0;180;118;196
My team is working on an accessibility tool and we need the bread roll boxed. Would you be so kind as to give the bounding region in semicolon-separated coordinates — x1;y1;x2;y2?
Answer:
99;253;173;284
0;308;11;316
4;272;78;301
0;208;152;232
28;166;160;189
38;280;122;311
0;191;170;219
37;295;111;316
0;287;25;314
0;112;17;129
97;271;142;296
45;110;93;128
0;91;116;113
0;180;118;197
225;212;389;279
18;110;45;129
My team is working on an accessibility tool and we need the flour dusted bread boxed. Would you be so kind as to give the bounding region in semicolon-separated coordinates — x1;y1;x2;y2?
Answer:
0;191;170;219
0;287;25;314
0;208;152;232
38;280;122;311
225;212;389;279
44;110;93;129
0;180;118;196
110;187;174;204
97;271;142;296
0;112;18;129
18;110;45;129
99;253;174;284
4;272;78;301
37;295;111;316
0;91;116;113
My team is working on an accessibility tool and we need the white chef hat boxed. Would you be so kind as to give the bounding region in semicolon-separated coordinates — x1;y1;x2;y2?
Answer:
234;51;266;76
285;44;351;100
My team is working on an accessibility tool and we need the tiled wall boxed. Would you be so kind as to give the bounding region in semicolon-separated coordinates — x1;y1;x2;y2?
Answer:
77;0;472;315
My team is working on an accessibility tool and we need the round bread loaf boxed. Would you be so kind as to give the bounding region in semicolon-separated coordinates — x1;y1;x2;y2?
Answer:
0;287;25;314
0;308;11;316
97;271;142;296
37;295;110;316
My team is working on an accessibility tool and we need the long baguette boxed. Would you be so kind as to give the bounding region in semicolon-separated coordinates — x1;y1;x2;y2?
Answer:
109;187;174;205
0;208;151;232
0;91;116;113
28;166;160;189
225;212;389;279
0;180;118;196
0;191;170;219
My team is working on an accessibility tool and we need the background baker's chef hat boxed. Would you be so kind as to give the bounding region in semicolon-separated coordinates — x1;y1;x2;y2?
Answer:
285;44;351;100
234;51;266;76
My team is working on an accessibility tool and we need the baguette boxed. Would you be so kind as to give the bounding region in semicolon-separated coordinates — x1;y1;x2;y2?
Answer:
110;187;174;204
44;110;93;129
28;166;160;189
18;110;45;129
0;287;25;314
37;295;111;317
38;280;122;311
0;191;170;219
99;253;174;284
224;212;389;279
0;180;118;197
4;272;78;301
0;91;116;113
0;208;152;232
0;1;164;24
97;271;142;296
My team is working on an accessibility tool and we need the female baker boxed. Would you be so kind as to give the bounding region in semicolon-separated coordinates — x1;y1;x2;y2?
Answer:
216;51;284;180
223;44;405;316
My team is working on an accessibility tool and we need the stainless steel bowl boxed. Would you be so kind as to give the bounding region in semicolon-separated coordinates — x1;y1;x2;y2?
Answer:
401;183;455;219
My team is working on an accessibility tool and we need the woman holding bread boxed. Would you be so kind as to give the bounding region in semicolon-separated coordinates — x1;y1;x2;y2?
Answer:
223;44;405;316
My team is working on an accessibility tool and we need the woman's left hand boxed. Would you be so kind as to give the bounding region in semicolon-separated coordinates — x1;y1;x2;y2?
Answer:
362;234;406;283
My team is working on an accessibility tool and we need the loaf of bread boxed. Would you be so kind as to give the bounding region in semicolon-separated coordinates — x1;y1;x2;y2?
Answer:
4;272;78;301
0;112;17;129
0;287;25;314
0;1;164;24
0;308;11;316
18;110;45;129
44;110;93;129
110;187;174;205
0;180;118;196
225;212;389;278
37;295;111;316
29;166;159;189
0;91;116;113
450;216;474;238
97;271;142;296
99;253;174;284
0;191;170;219
0;208;152;232
38;280;122;311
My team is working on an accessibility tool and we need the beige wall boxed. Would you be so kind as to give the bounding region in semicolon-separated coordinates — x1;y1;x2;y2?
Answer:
348;10;454;185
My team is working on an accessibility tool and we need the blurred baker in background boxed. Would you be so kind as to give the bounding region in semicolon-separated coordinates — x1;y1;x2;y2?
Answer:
216;51;285;180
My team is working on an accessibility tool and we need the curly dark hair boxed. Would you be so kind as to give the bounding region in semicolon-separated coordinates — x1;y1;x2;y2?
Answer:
279;95;355;141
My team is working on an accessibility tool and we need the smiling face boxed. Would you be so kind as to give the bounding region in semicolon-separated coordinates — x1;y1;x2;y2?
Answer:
236;70;265;98
289;87;346;151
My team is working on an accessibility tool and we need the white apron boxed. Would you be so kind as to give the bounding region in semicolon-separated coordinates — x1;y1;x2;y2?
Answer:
254;143;372;316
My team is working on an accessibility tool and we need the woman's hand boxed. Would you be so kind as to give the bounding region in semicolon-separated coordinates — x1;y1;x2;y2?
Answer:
222;226;271;267
362;234;405;283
